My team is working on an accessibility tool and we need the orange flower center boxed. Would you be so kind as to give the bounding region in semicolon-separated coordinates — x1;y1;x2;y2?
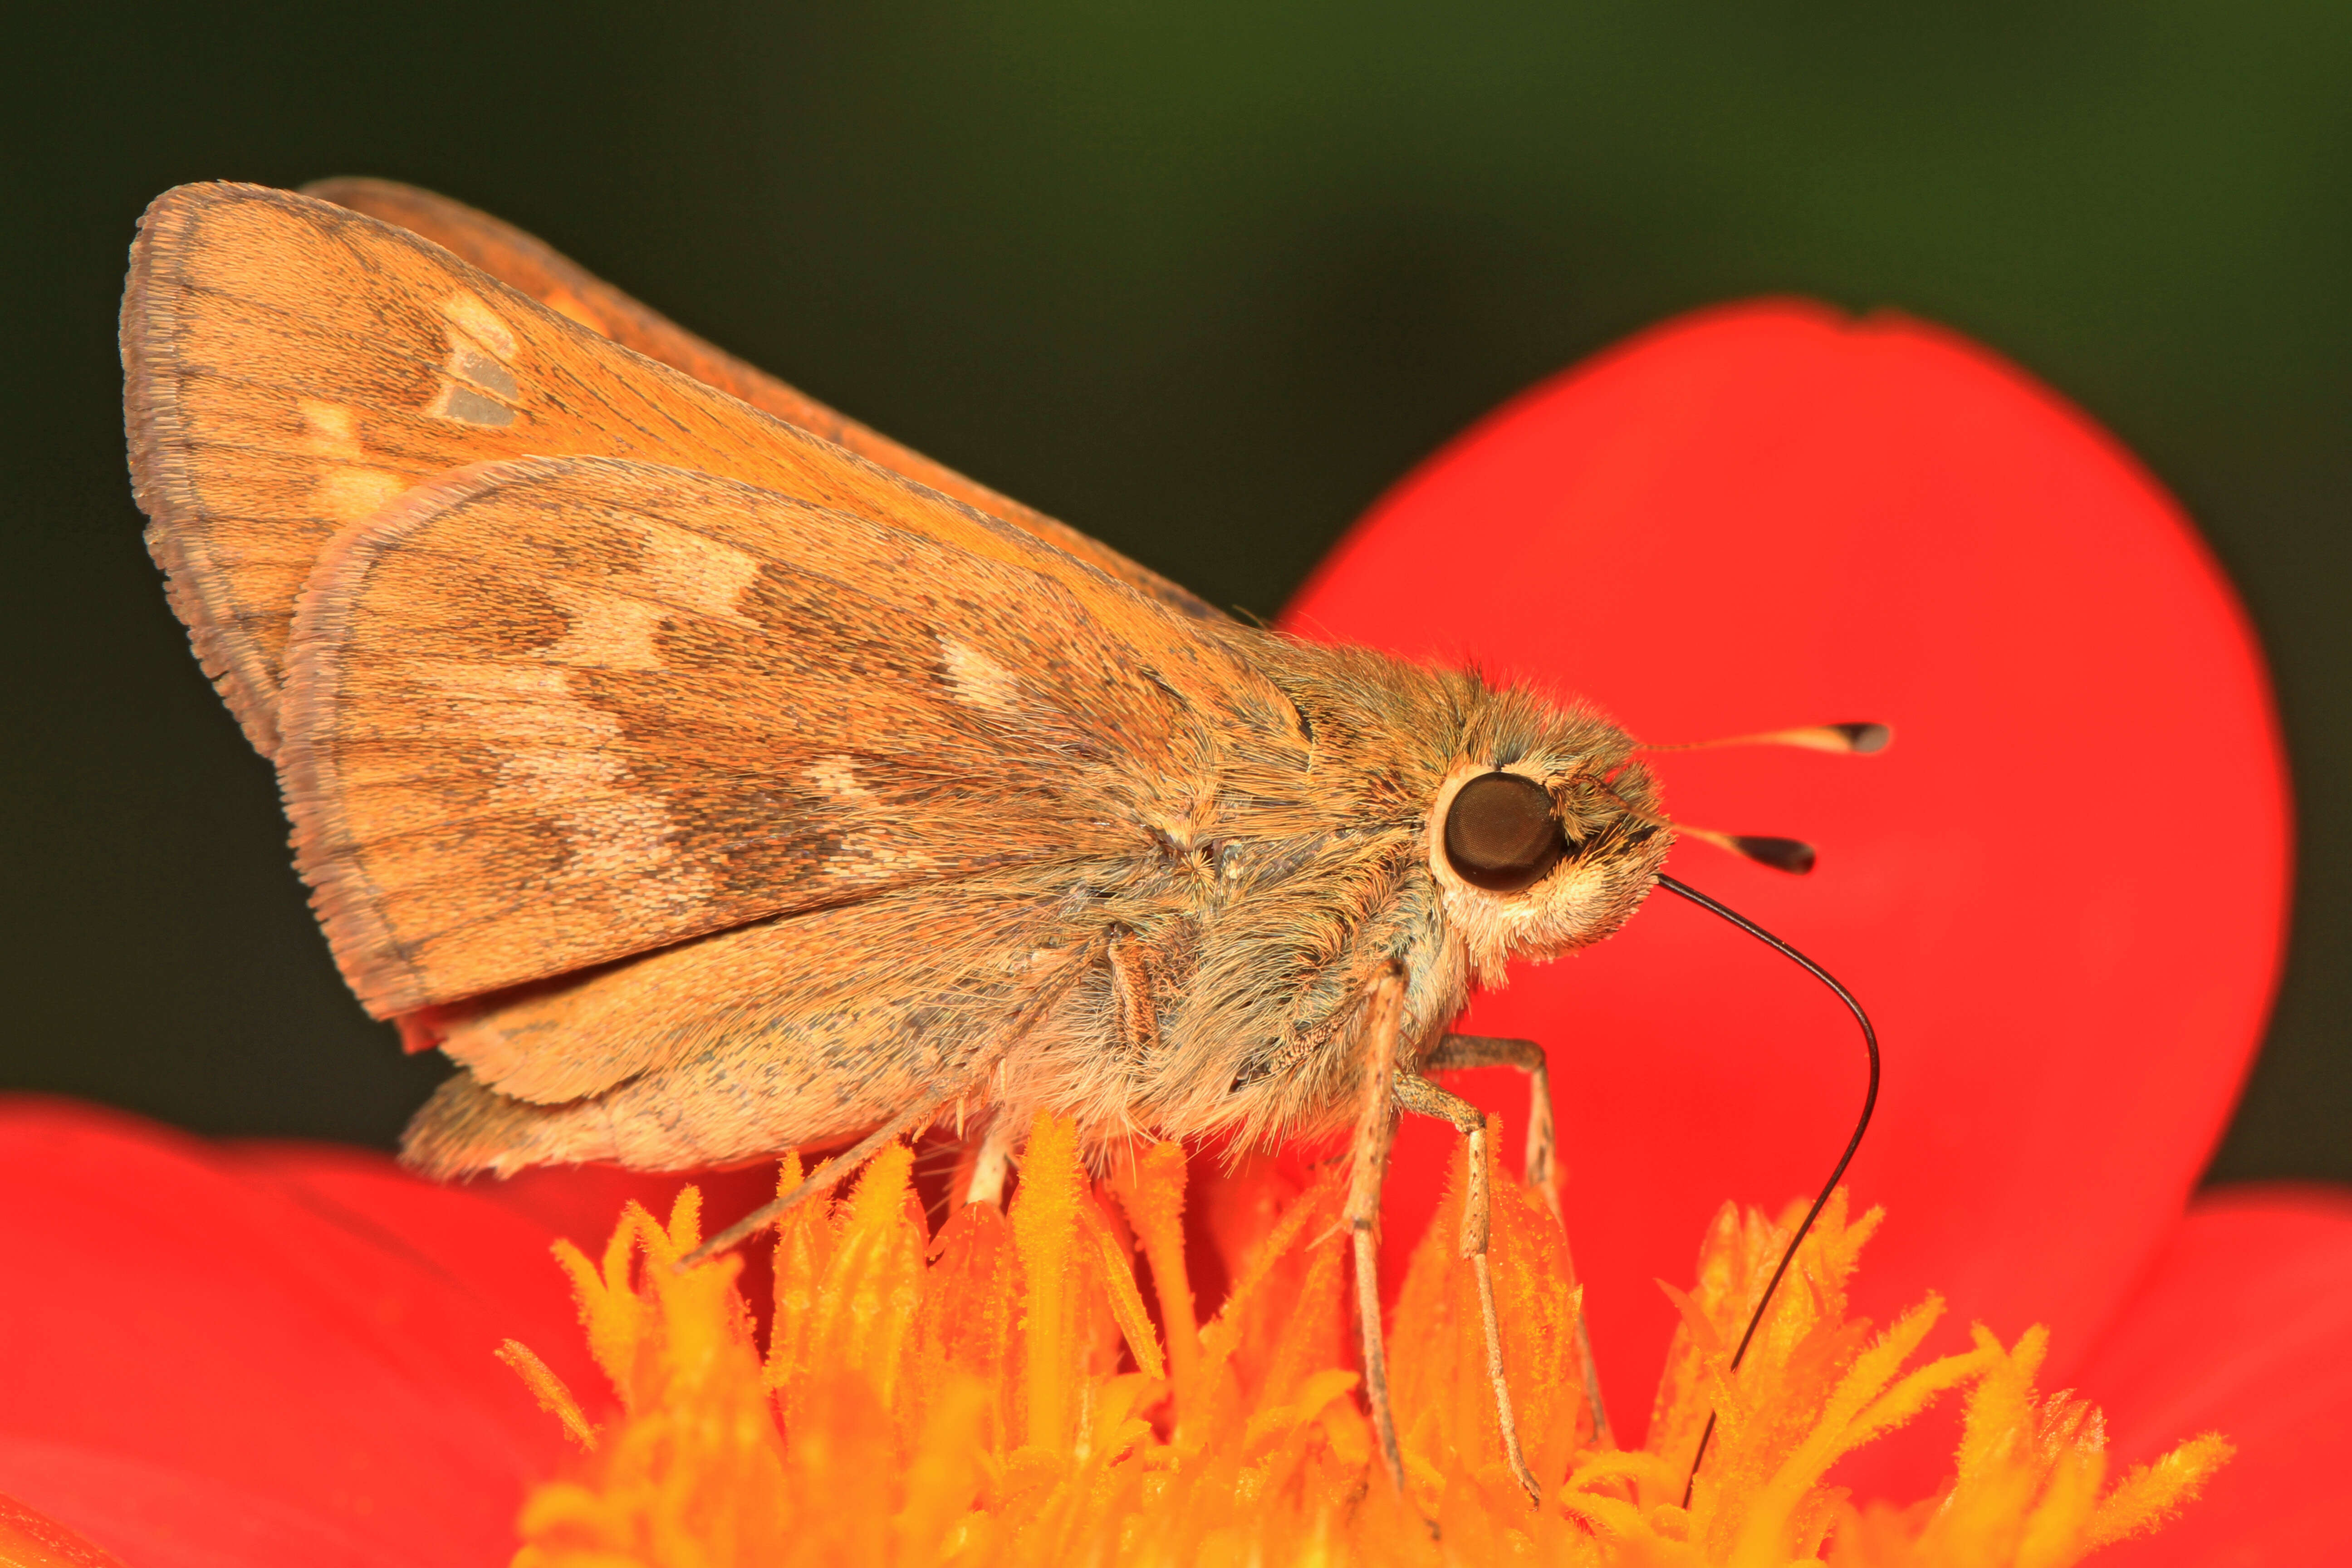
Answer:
501;1115;2225;1566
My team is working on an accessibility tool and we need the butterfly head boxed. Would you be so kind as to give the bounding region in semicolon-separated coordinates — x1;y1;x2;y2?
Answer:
1423;719;1673;985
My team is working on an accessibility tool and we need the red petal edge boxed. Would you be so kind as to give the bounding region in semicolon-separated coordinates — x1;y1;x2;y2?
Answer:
0;1097;764;1568
2075;1184;2352;1563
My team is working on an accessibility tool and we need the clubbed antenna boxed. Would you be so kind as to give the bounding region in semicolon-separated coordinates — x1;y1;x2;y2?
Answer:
1639;721;1892;755
1676;827;1818;875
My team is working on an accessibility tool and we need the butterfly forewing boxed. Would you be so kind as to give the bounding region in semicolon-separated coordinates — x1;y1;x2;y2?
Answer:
299;177;1223;627
123;182;1215;758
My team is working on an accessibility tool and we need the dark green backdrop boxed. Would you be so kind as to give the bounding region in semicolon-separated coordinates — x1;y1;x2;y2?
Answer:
4;3;2345;1181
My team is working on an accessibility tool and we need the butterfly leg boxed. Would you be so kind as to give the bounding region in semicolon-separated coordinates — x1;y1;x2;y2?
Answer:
1420;1033;1612;1449
1418;1034;1558;1200
683;1091;945;1267
1393;1072;1544;1504
1343;963;1409;1494
963;1113;1021;1208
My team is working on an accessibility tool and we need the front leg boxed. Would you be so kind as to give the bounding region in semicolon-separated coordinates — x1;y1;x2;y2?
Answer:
1418;1033;1612;1451
1394;1072;1543;1503
1343;964;1409;1495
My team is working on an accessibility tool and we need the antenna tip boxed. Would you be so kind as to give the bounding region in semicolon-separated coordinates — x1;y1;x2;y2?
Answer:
1830;722;1892;755
1730;835;1818;874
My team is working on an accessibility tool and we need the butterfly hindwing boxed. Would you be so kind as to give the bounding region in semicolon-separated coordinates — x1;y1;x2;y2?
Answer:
279;454;1303;1019
402;887;1094;1174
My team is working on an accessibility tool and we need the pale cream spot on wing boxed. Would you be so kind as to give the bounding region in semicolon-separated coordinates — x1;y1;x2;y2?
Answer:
297;400;363;458
804;753;875;802
503;745;703;893
637;522;763;620
940;637;1022;710
410;658;715;912
299;400;412;522
440;290;519;360
807;751;927;882
824;830;932;884
541;587;668;669
409;663;578;735
315;468;413;521
533;521;763;669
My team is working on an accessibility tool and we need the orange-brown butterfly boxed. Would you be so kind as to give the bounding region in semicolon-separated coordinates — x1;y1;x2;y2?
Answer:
122;179;1882;1498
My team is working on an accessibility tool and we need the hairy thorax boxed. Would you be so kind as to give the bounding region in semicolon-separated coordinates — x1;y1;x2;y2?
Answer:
999;630;1672;1155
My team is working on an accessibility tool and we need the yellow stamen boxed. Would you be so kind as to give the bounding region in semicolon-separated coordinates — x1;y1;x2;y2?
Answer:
506;1114;2229;1566
497;1339;598;1450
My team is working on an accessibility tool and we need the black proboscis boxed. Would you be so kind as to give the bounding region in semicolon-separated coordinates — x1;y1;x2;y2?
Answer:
1653;873;1882;1507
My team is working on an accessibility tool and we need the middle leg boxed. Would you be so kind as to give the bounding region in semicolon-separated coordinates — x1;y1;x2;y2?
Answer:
1394;1072;1543;1504
961;1112;1021;1208
1420;1032;1612;1450
1343;963;1410;1494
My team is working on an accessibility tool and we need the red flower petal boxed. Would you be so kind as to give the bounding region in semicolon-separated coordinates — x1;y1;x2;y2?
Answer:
0;1098;611;1567
1285;303;2291;1457
2075;1185;2352;1565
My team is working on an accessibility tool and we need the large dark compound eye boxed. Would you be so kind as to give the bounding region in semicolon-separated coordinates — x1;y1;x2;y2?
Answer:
1442;771;1569;892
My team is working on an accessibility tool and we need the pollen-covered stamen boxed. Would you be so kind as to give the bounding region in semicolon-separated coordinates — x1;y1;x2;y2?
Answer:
504;1113;2232;1564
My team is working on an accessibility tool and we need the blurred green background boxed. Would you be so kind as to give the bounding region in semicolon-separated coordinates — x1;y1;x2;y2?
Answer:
3;3;2344;1181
